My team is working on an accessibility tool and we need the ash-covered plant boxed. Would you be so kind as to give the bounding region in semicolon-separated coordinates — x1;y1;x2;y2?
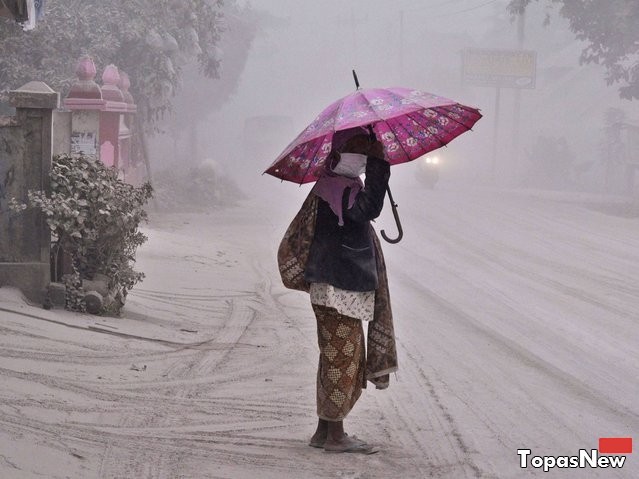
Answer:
153;161;245;212
10;153;153;312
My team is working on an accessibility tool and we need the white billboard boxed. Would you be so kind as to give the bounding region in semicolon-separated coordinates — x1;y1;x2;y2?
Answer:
463;48;537;89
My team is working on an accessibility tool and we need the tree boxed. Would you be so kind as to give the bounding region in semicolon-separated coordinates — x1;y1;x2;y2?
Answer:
160;3;259;163
0;0;235;131
508;0;639;100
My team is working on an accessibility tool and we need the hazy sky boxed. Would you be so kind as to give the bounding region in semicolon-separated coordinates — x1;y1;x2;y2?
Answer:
177;0;631;191
235;0;509;119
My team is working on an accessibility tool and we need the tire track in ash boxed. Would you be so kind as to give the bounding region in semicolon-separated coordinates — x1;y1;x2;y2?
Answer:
154;259;318;478
427;214;639;320
96;255;312;477
0;218;298;477
413;192;639;318
411;198;639;402
0;315;186;477
396;259;639;426
379;192;639;477
367;335;486;478
0;304;261;369
390;263;639;477
0;292;244;477
97;290;259;479
0;406;320;479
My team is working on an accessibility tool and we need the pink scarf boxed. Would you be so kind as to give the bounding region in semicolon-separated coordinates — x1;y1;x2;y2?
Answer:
311;175;363;226
311;126;368;225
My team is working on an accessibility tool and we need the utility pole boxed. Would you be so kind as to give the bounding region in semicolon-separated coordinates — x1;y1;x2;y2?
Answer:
512;11;526;184
491;87;501;183
399;10;404;82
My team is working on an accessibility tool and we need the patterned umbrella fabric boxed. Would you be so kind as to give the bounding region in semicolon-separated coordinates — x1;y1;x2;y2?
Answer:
264;87;482;184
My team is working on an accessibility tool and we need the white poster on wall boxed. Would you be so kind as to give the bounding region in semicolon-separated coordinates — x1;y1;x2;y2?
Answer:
70;131;97;156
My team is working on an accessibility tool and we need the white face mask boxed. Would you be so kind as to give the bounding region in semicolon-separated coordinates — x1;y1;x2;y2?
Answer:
333;152;367;178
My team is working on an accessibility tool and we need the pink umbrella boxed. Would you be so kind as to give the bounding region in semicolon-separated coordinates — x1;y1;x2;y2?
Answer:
264;74;482;184
264;72;482;243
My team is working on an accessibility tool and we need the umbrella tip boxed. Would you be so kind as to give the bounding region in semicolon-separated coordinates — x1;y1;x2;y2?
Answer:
352;70;360;90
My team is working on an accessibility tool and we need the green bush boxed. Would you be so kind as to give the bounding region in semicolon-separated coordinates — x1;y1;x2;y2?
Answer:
10;153;153;313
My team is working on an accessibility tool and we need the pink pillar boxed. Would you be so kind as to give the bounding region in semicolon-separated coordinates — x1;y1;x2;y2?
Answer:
64;56;105;159
63;57;136;179
99;65;126;169
67;55;103;101
117;70;137;175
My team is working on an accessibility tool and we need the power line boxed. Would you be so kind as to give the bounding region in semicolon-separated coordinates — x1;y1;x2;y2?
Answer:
269;0;504;28
429;0;501;19
402;0;471;14
401;0;500;16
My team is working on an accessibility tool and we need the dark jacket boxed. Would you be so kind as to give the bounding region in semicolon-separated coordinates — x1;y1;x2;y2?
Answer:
304;156;390;291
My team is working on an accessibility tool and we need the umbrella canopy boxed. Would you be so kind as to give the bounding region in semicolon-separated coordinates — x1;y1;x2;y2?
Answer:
264;87;482;184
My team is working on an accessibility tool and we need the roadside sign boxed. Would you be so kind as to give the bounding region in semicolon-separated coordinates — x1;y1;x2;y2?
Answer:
463;48;537;89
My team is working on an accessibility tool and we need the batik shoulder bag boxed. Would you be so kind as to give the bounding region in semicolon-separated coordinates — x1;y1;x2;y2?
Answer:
277;193;319;293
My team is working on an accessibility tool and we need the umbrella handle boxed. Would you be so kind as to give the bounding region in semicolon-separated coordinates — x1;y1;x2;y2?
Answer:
381;185;403;244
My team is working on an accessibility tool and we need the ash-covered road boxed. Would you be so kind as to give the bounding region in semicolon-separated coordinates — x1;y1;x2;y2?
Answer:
1;185;637;478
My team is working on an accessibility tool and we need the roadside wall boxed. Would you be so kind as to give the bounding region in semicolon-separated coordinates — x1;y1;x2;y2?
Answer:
0;81;58;303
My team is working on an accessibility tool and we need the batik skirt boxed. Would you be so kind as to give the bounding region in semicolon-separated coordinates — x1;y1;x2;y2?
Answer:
312;304;367;421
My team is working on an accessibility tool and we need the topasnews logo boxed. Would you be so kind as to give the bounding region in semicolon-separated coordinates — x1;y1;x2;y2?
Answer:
518;437;632;472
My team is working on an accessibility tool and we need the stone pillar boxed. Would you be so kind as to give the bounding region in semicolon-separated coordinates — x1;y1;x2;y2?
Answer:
0;81;59;303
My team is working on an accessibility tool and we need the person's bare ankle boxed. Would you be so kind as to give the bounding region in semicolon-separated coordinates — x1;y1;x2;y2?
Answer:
326;420;345;444
311;430;327;441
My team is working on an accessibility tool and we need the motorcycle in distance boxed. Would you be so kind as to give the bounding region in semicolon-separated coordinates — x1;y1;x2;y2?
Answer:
416;154;440;189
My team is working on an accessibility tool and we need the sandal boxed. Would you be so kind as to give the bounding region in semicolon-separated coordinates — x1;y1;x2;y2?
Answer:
324;436;378;454
309;431;350;449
